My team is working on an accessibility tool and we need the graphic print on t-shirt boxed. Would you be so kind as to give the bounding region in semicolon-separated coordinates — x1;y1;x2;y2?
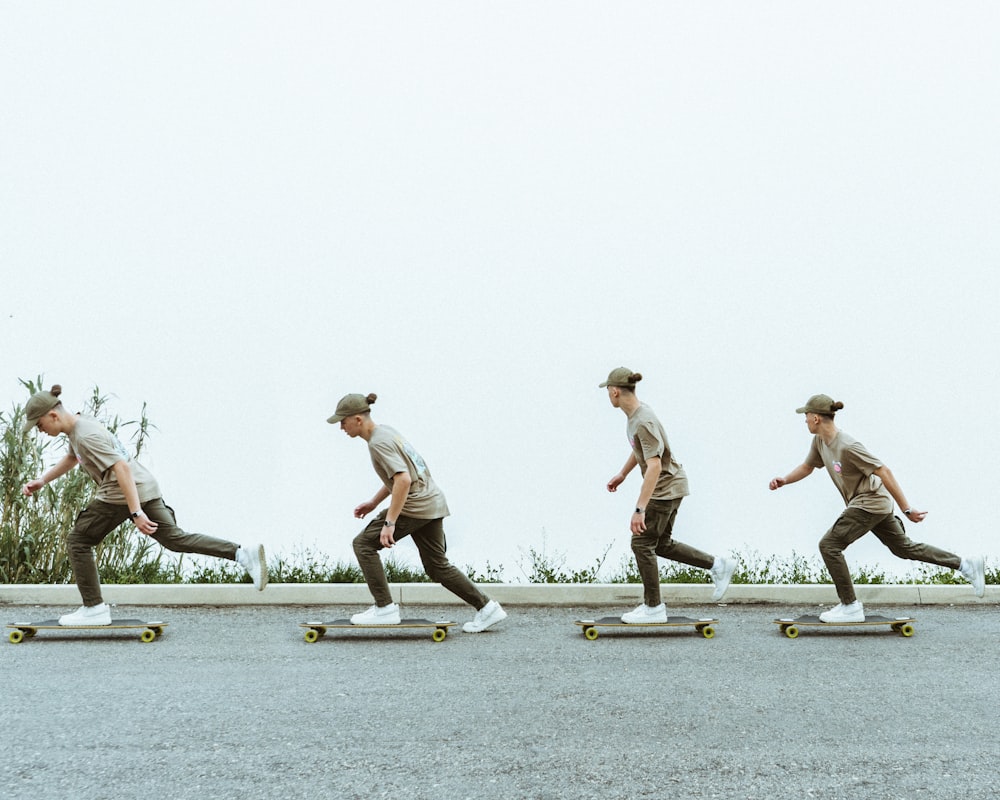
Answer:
399;437;428;477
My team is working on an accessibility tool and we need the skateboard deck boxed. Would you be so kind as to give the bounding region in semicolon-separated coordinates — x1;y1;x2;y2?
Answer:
773;614;915;639
300;618;455;643
574;616;718;640
7;619;168;644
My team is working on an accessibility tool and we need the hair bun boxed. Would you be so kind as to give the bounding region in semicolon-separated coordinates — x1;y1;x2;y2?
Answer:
832;401;844;411
629;373;643;383
365;393;377;405
50;384;62;397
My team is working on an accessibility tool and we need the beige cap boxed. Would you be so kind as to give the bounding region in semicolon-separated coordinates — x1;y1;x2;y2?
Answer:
327;393;373;424
796;394;838;415
22;385;64;433
599;367;640;388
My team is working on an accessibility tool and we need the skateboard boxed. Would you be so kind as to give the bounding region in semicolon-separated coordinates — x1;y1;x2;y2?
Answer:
6;619;168;644
300;618;456;643
773;614;915;639
574;616;718;640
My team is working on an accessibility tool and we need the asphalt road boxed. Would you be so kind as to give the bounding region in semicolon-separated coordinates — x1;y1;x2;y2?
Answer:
2;602;997;799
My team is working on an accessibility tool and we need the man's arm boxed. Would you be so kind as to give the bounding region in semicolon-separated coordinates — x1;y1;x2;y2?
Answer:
769;463;815;490
380;471;412;546
874;465;926;522
22;454;78;495
607;452;638;492
111;460;158;534
631;456;662;535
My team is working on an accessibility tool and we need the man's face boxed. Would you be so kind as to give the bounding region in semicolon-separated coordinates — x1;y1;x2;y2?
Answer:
35;411;59;437
340;415;363;438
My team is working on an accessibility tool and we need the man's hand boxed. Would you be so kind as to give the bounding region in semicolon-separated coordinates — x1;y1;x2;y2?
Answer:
132;512;159;535
354;500;377;519
379;522;396;548
630;510;646;535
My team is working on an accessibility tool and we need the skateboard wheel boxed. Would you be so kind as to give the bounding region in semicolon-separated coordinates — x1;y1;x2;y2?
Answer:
432;628;447;642
140;629;156;643
304;629;320;643
699;625;715;639
584;626;599;640
8;629;24;644
783;625;799;639
152;627;164;637
899;623;914;637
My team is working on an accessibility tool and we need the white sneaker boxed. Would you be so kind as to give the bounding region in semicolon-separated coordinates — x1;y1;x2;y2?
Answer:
621;603;668;624
710;556;737;602
236;544;268;591
462;600;507;633
819;601;865;623
351;603;401;625
960;556;985;598
59;603;112;626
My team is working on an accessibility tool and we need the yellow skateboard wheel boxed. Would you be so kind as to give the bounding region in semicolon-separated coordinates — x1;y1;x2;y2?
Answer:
899;623;914;637
140;629;156;643
699;625;715;639
432;628;447;642
783;625;799;639
584;626;599;640
9;629;24;644
304;629;320;643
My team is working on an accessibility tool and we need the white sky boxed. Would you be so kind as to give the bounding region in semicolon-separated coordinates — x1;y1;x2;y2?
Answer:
3;2;998;580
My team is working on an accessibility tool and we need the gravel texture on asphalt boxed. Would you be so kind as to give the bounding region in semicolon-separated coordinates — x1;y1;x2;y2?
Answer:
3;603;997;799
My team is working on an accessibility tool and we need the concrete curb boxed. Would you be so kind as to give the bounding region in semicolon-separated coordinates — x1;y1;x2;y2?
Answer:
1;583;995;607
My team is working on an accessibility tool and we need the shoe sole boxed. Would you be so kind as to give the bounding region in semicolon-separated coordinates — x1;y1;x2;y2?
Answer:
463;610;508;633
710;583;732;602
711;563;737;602
970;557;985;597
255;545;268;591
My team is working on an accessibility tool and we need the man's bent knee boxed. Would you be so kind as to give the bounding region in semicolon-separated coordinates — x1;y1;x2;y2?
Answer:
818;534;844;559
353;531;380;555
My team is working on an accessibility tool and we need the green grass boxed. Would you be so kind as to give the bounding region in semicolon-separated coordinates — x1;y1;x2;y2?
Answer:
515;538;613;583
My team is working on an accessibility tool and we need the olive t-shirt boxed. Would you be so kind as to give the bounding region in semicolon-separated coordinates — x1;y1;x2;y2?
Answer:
626;403;690;501
805;430;893;514
65;416;162;505
367;425;449;519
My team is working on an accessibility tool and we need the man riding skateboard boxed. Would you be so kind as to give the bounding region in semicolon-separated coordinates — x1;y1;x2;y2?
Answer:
601;368;736;622
769;393;985;622
328;392;506;633
21;384;267;626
